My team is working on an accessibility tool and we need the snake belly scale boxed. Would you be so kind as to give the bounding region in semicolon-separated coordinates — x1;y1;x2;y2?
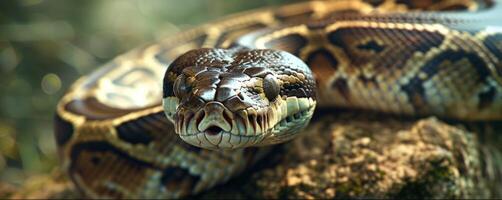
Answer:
54;0;502;198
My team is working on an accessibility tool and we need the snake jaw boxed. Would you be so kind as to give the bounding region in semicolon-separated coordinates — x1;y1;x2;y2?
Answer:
175;102;269;149
169;98;316;150
169;95;316;150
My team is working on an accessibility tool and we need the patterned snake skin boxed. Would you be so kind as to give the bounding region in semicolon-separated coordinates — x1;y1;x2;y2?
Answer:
54;0;502;198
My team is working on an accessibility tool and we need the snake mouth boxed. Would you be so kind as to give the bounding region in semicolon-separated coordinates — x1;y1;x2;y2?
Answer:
180;131;265;149
176;107;268;149
205;126;223;135
169;96;316;149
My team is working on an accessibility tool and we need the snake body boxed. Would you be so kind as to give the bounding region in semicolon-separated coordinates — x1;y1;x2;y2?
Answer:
54;0;502;198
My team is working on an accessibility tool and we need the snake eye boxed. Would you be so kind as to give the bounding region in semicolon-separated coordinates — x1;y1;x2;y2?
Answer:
173;74;192;98
263;74;280;101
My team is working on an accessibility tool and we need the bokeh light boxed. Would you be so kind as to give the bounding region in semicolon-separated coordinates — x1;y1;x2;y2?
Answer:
41;73;61;95
0;44;20;72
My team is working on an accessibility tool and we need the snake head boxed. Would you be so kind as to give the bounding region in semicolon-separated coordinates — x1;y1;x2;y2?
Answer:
162;48;316;150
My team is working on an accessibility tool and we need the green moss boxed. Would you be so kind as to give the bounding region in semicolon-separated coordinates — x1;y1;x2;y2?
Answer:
334;180;365;198
395;162;456;198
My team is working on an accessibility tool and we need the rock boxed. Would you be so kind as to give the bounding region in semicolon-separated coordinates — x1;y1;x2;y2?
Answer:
4;115;500;199
200;115;495;199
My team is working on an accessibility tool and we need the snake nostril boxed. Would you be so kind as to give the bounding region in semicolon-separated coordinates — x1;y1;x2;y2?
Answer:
205;126;222;135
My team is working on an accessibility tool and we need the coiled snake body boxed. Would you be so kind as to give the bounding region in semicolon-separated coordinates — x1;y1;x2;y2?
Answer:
54;0;502;198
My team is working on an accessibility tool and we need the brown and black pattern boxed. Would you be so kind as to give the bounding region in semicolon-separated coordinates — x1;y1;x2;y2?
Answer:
54;0;502;198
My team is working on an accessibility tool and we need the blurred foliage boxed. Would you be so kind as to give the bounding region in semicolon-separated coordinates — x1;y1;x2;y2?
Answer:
0;0;298;185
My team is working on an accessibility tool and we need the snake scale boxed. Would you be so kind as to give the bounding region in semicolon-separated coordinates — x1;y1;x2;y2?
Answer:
54;0;502;198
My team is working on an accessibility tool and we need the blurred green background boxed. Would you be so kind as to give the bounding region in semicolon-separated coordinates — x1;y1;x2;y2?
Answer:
0;0;298;185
